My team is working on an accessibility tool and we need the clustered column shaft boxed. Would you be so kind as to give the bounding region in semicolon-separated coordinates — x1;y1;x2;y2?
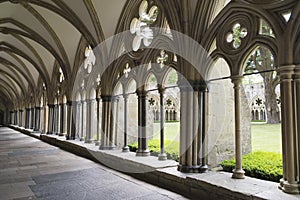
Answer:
136;89;150;156
278;65;300;194
100;96;115;150
122;94;129;152
178;82;208;173
47;105;54;134
95;98;101;146
85;99;95;143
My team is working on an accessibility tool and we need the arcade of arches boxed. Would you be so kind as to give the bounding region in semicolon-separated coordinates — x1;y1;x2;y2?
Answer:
0;0;300;196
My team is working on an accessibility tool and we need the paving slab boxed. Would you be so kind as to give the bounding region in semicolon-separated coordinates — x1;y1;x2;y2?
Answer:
0;127;187;200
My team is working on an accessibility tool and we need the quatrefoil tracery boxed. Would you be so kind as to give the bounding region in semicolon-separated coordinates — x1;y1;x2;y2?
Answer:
226;23;248;49
130;0;158;51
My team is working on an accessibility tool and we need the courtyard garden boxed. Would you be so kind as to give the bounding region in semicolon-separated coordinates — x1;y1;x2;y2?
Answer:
129;122;283;182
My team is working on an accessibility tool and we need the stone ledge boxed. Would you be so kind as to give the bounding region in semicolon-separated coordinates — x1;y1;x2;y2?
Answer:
8;126;300;200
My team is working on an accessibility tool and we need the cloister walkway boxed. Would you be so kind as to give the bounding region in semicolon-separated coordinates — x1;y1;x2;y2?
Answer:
0;126;186;200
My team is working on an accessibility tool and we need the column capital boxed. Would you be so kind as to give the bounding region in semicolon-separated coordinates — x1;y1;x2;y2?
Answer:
123;94;129;99
157;84;165;94
231;75;243;84
294;64;300;80
193;81;208;92
112;96;120;102
47;104;55;108
86;99;94;104
278;65;295;79
66;101;75;106
101;95;112;102
136;88;147;97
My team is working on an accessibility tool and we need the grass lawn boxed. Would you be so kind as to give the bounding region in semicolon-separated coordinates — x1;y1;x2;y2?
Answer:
152;122;180;141
151;122;282;153
251;123;282;153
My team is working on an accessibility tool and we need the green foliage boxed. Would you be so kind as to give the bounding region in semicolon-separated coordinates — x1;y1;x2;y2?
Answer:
220;151;282;182
166;70;178;85
128;139;179;161
251;120;266;122
154;120;179;123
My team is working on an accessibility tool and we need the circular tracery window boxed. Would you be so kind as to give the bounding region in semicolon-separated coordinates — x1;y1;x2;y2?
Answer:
226;23;248;49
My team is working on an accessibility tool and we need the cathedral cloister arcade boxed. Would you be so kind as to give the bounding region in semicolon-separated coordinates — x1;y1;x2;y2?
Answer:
0;0;300;197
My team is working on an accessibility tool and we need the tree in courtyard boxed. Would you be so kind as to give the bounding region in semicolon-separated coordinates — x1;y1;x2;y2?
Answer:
245;46;280;124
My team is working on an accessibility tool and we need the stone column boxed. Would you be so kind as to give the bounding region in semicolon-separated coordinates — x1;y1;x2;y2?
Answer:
61;103;67;135
10;111;14;125
76;102;82;139
24;108;31;129
52;104;58;135
14;110;18;125
231;76;245;179
100;96;113;150
136;89;150;157
40;107;44;133
34;107;42;132
66;101;72;139
278;65;300;194
158;85;167;160
47;104;54;134
111;97;119;147
25;108;30;129
200;86;208;173
178;83;200;172
85;99;94;143
95;98;101;146
43;105;48;134
19;109;24;127
30;107;35;130
66;101;76;140
122;94;129;152
58;103;65;136
295;65;300;194
80;100;87;141
56;104;61;135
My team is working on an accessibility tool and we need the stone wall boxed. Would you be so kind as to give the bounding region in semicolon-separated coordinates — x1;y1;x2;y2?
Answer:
207;59;251;167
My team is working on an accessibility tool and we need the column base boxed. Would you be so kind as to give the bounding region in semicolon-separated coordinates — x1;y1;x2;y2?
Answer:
136;149;150;157
80;137;85;141
32;130;41;134
95;141;100;146
178;165;201;173
58;133;65;137
232;169;245;179
99;146;116;150
122;146;130;152
85;139;94;144
66;136;75;140
158;153;167;161
279;180;300;194
200;165;209;173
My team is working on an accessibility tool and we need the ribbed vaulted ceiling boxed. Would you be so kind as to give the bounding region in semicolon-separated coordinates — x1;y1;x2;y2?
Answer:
0;0;126;108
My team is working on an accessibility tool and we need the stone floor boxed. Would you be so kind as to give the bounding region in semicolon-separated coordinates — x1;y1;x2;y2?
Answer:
0;126;187;200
